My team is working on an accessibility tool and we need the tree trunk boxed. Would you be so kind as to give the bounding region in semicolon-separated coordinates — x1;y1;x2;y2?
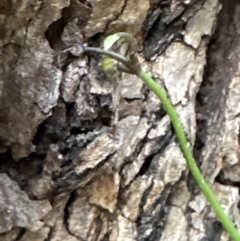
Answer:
0;0;239;240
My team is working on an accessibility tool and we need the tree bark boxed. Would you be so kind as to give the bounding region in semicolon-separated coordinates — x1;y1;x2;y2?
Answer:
0;0;240;240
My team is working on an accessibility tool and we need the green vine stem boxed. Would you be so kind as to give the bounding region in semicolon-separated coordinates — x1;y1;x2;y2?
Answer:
75;35;240;239
138;71;240;241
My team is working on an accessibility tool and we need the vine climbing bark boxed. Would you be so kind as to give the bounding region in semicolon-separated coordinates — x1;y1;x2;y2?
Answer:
0;0;240;240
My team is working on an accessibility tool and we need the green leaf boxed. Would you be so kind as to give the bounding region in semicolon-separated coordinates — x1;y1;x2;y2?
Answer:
103;32;137;53
102;57;117;77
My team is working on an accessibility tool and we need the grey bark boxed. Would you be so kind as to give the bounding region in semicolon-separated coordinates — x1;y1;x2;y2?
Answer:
0;0;239;240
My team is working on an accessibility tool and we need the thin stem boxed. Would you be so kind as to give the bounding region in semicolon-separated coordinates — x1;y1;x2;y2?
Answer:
83;44;240;240
84;47;130;65
139;71;240;241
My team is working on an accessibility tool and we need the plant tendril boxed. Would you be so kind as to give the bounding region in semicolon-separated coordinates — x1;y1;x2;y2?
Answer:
80;33;240;240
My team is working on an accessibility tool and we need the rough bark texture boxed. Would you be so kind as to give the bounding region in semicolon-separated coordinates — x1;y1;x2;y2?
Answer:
0;0;240;240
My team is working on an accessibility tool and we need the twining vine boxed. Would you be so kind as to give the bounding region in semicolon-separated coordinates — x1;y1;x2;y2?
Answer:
63;32;240;241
